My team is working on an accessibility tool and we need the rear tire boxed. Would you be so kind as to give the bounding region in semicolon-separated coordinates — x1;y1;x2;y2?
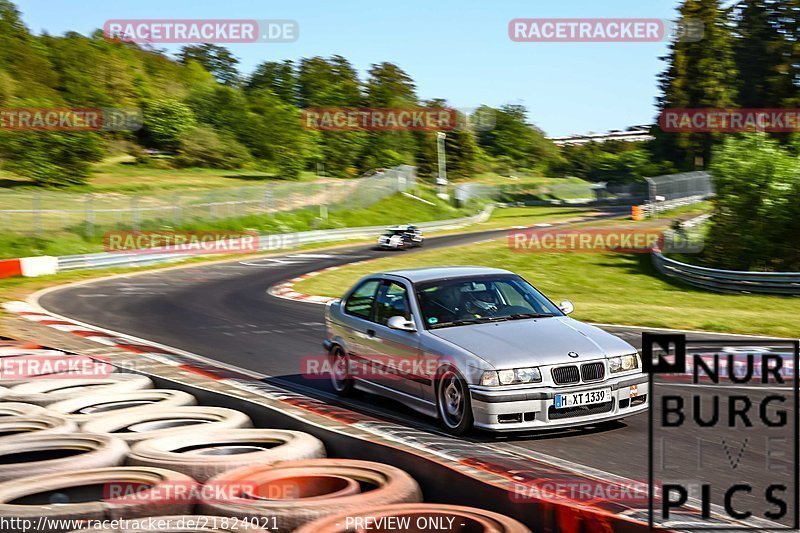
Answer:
329;345;354;397
436;367;474;436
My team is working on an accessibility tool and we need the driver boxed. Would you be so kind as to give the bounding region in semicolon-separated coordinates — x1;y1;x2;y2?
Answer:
462;289;499;315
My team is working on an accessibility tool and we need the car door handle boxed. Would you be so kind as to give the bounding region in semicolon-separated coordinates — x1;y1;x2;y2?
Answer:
366;329;376;337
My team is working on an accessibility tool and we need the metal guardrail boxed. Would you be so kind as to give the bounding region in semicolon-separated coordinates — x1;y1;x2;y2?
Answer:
652;252;800;295
57;206;494;272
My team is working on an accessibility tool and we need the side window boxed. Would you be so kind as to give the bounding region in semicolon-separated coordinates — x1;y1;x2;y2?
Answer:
344;280;380;320
374;281;411;325
497;281;528;308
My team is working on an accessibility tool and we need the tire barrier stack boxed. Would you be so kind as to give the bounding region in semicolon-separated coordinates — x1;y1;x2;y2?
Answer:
0;340;531;532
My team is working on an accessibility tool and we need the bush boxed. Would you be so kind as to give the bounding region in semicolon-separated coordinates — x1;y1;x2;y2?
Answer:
704;134;800;271
174;126;251;169
275;145;304;180
142;99;196;151
0;131;103;186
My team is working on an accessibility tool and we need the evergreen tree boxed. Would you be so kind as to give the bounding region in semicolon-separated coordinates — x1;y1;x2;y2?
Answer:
733;0;784;107
653;0;738;169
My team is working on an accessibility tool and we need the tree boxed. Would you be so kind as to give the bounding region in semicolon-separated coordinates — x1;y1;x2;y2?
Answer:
247;60;296;103
178;44;240;85
175;126;251;169
704;134;800;270
0;131;103;186
296;56;366;176
733;0;784;108
142;99;196;151
653;0;738;169
358;63;419;172
297;56;362;106
771;0;800;107
476;104;558;171
364;62;416;107
0;0;58;101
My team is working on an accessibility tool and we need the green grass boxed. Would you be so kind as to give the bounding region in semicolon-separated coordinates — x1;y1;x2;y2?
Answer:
294;220;799;338
0;187;478;259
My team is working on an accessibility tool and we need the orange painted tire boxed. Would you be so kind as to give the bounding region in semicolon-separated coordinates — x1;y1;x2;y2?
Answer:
295;503;532;533
199;459;421;531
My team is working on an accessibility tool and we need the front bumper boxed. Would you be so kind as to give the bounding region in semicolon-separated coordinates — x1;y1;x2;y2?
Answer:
469;373;648;431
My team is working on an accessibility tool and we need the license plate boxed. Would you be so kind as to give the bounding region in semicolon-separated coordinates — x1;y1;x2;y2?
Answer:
554;388;611;409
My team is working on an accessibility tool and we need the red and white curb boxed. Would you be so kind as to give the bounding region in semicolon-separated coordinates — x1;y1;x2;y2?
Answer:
268;260;371;304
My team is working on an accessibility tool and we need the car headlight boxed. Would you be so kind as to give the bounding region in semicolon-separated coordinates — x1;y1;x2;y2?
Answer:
480;367;542;386
609;354;639;373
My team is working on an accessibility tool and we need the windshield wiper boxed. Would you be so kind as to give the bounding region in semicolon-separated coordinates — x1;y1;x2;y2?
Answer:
429;318;488;328
507;313;554;320
430;314;553;329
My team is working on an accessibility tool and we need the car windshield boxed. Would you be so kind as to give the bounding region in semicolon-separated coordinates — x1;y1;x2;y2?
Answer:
415;274;563;329
383;230;405;236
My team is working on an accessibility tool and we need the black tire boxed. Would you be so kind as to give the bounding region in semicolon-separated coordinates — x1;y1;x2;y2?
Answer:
436;366;474;436
329;345;354;397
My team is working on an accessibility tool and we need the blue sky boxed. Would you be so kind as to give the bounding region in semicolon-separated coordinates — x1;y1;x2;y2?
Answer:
16;0;681;136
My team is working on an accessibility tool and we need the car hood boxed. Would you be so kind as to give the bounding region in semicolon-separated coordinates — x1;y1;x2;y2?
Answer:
429;317;635;368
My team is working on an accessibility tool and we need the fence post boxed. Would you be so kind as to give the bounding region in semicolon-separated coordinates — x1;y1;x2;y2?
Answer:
85;195;94;237
131;196;140;231
173;194;181;227
320;182;329;221
262;187;273;214
33;191;42;236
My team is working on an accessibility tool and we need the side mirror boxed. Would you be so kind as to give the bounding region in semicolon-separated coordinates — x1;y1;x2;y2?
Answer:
387;315;417;332
558;300;574;315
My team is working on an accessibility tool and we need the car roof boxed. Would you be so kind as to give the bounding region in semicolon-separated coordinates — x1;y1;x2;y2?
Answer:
382;266;513;283
385;225;415;230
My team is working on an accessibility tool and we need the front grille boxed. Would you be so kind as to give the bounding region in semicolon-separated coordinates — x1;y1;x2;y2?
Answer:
551;365;579;385
580;362;605;382
548;399;615;420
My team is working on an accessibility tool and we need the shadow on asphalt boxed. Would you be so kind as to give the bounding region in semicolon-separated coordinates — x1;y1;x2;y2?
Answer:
263;374;631;443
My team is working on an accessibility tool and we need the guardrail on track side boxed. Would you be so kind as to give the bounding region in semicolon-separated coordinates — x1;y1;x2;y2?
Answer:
652;252;800;295
57;206;495;272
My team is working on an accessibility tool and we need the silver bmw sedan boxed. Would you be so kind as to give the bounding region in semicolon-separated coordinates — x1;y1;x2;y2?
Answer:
323;266;648;435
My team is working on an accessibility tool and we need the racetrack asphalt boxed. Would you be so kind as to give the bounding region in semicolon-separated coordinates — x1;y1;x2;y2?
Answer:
38;212;795;524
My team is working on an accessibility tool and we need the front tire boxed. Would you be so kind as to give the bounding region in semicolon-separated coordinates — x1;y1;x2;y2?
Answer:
436;367;474;436
329;345;354;396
